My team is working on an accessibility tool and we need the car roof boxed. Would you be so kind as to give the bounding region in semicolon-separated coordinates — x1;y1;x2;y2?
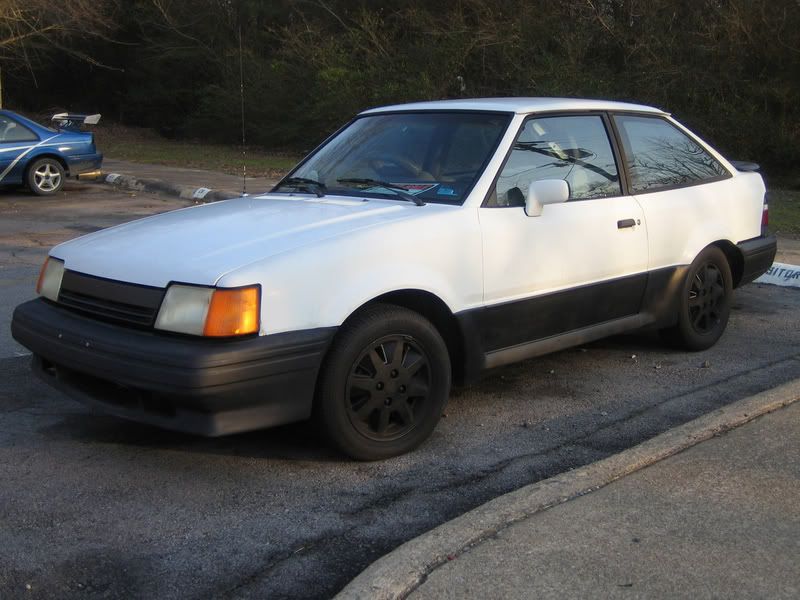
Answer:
360;97;666;116
0;109;29;119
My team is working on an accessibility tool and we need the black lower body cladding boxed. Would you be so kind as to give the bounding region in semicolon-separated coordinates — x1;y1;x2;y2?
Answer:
737;233;777;286
11;298;336;436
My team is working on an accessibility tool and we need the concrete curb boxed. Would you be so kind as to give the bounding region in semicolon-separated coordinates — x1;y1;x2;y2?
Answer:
100;172;242;203
336;378;800;600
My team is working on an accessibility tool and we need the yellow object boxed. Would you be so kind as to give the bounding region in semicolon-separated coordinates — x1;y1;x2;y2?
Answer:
203;286;260;337
35;258;50;295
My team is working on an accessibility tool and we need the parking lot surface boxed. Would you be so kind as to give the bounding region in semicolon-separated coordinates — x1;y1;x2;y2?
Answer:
2;184;799;599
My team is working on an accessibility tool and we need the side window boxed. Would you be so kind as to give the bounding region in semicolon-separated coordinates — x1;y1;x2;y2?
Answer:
614;115;729;193
491;115;621;207
0;116;38;143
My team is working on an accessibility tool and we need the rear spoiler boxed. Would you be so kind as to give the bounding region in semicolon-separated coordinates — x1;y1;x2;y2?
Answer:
51;113;101;131
730;160;760;172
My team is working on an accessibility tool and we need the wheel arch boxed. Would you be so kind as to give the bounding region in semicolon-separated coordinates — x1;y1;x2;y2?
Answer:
26;152;69;176
710;239;744;288
320;288;479;387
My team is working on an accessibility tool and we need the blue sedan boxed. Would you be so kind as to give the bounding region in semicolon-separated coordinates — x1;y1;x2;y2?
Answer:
0;110;103;196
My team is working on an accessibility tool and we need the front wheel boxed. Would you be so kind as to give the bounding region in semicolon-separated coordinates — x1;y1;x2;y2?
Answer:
27;158;65;196
315;304;451;460
661;246;733;351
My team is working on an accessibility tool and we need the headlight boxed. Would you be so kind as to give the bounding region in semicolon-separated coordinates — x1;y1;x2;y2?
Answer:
155;284;260;337
36;257;65;302
154;285;214;335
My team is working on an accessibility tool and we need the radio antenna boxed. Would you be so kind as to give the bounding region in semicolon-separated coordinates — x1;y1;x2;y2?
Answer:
238;23;247;196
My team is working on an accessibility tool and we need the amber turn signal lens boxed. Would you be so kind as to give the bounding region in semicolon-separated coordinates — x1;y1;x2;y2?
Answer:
35;258;50;295
36;257;65;301
203;286;260;337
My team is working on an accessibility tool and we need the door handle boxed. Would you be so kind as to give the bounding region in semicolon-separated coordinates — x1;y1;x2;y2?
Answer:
617;218;636;229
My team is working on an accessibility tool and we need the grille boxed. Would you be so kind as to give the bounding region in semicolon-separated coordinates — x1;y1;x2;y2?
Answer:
57;270;165;327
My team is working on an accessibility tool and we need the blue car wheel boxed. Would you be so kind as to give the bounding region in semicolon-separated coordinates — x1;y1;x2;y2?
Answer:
26;157;64;196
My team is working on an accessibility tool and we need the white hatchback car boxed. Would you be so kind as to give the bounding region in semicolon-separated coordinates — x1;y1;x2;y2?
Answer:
12;98;776;459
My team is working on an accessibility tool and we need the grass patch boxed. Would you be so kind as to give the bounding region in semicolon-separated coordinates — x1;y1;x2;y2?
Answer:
94;124;299;178
769;188;800;236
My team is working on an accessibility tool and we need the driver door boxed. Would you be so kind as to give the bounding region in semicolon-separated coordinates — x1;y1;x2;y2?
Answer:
478;114;649;352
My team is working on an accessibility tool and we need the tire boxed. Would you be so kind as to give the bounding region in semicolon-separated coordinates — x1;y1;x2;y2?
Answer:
660;246;733;351
26;158;65;196
315;304;451;460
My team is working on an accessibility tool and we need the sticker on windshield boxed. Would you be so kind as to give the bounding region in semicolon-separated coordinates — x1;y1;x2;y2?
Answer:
436;186;457;197
391;183;439;195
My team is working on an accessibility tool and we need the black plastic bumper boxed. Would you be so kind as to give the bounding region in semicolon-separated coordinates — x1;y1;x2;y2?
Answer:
11;298;336;436
737;233;777;286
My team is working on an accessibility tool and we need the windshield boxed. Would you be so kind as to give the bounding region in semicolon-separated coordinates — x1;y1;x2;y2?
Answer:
281;111;511;204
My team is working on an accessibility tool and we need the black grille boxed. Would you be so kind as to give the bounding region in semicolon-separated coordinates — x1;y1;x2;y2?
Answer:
57;270;165;327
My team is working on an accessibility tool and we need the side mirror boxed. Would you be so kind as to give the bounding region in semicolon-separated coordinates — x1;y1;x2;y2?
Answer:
525;179;569;217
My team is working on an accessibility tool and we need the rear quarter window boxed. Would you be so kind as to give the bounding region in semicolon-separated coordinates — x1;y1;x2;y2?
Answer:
614;115;729;193
0;116;38;143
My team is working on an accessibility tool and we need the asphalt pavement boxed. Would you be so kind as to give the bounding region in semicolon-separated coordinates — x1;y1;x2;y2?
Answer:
1;183;799;599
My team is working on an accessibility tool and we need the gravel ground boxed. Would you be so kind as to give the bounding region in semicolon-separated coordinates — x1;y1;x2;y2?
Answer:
1;183;799;599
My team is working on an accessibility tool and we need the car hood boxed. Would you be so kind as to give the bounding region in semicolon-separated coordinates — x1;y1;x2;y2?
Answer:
52;194;430;287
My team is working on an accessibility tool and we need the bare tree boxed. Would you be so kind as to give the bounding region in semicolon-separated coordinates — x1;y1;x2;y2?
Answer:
0;0;117;104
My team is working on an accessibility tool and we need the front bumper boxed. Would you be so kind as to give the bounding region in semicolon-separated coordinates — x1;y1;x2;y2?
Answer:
11;298;336;436
737;233;777;286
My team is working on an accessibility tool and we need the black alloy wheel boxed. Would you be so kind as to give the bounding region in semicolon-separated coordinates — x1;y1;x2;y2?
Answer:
346;335;431;442
661;245;733;351
688;262;726;335
315;304;451;460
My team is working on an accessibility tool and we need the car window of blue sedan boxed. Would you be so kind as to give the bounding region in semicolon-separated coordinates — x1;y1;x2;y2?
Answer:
0;116;38;143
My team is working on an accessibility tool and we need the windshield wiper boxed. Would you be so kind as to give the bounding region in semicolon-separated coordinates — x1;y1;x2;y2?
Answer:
336;178;425;206
274;177;327;198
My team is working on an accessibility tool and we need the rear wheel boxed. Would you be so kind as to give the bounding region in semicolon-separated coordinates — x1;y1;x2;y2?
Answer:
27;158;65;196
315;304;451;460
661;246;733;351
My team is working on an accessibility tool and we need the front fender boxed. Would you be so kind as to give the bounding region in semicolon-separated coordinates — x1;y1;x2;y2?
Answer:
217;207;483;335
316;263;463;328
